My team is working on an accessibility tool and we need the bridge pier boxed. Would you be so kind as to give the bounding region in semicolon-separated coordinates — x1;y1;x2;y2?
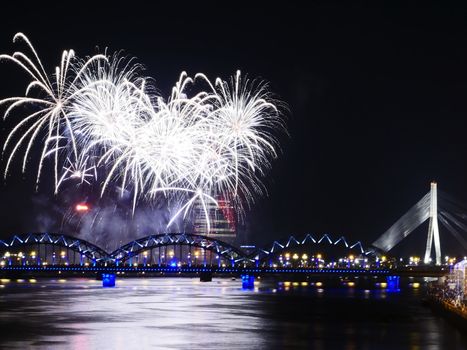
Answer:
386;275;400;292
102;273;116;287
241;274;255;289
200;271;212;282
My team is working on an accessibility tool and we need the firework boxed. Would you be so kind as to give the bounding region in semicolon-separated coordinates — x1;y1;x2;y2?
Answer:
0;33;285;232
0;33;107;189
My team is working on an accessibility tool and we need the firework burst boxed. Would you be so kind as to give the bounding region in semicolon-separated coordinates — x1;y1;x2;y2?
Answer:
0;33;285;234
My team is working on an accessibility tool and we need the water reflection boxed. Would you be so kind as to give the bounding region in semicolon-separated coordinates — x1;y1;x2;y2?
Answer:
0;278;465;349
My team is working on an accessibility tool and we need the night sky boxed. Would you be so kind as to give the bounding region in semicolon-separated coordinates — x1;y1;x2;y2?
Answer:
1;2;467;255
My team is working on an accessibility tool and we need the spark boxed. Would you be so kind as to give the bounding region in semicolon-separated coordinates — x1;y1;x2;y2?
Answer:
56;155;97;191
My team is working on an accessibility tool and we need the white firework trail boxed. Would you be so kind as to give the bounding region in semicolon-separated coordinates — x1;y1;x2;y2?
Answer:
0;33;285;234
0;33;107;189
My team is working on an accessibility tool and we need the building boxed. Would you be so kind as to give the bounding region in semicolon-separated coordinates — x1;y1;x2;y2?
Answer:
453;259;467;299
192;194;236;241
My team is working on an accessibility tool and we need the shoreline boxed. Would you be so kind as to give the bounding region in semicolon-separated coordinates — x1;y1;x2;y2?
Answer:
424;297;467;332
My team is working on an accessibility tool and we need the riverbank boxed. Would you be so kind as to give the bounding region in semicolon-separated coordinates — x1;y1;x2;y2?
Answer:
425;297;467;332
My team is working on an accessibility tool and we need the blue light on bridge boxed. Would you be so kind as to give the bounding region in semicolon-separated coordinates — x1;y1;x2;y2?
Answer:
102;273;116;288
241;274;255;289
386;275;400;292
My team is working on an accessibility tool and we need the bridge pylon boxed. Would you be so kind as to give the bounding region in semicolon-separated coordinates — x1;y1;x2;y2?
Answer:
424;182;441;265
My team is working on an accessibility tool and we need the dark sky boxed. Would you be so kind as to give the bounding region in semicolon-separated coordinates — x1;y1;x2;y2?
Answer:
1;1;467;255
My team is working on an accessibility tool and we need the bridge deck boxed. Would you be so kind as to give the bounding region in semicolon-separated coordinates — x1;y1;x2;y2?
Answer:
1;266;393;275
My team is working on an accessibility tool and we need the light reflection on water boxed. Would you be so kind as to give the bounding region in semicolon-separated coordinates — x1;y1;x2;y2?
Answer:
0;278;465;349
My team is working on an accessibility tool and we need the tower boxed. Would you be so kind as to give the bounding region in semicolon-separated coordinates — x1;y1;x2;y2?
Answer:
424;181;441;265
192;193;236;242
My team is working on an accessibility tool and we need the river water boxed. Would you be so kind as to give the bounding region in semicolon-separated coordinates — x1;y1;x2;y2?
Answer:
0;277;466;349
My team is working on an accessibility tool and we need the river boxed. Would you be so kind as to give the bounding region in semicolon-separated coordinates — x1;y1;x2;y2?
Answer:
0;277;466;349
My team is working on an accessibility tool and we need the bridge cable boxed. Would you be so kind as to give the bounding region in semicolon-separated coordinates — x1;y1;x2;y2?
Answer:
438;211;467;251
372;193;430;252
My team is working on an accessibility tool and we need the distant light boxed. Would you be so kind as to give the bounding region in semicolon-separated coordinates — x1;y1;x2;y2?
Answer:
75;203;89;212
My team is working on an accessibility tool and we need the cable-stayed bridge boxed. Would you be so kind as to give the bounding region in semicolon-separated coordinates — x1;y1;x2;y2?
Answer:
372;182;467;265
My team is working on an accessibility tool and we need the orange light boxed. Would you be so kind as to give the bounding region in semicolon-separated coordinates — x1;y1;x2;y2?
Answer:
75;203;89;212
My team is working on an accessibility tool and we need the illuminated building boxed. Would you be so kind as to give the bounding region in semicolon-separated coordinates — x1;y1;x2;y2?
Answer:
192;193;236;240
453;259;467;300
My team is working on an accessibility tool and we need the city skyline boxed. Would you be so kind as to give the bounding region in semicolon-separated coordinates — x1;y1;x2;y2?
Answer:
1;3;467;257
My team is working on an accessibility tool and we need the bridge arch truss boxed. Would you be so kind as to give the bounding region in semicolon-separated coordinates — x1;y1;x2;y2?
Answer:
251;233;371;264
0;233;110;264
109;233;249;265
